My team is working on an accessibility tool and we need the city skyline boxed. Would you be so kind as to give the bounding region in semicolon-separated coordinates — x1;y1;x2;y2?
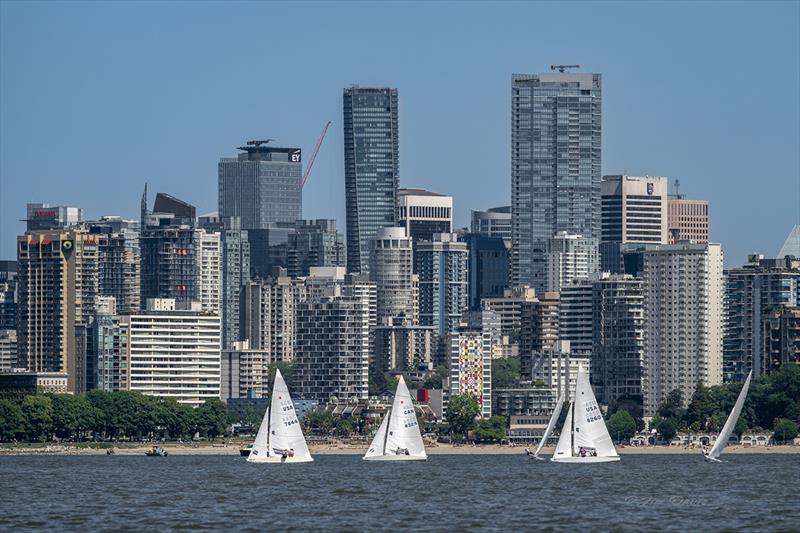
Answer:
1;2;798;267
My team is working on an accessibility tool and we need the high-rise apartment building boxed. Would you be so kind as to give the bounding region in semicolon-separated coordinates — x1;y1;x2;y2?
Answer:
218;141;302;229
600;175;668;272
591;275;645;405
373;317;435;373
0;330;17;372
397;188;453;243
17;229;98;393
519;292;560;375
295;295;370;402
415;234;469;337
126;299;221;407
558;280;594;356
481;286;539;338
198;230;222;314
723;255;800;381
0;260;18;331
668;197;709;244
471;207;512;242
642;243;723;416
88;218;141;314
763;307;800;374
370;227;417;324
343;86;399;274
511;71;602;291
449;331;492;418
220;221;250;351
545;232;599;293
464;233;509;310
87;297;129;392
287;219;345;278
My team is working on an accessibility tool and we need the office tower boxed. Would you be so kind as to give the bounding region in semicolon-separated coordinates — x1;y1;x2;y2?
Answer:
511;71;602;291
198;231;222;314
0;329;17;371
17;229;98;393
218;140;302;229
373;317;435;373
295;295;370;402
397;188;453;243
590;275;645;405
221;220;250;351
763;308;800;373
25;203;84;231
558;280;594;356
86;297;129;392
723;255;800;381
778;225;800;258
88;218;141;314
600;175;668;272
139;194;199;307
415;233;469;337
519;292;560;379
668;197;709;244
642;243;724;416
464;233;509;310
287;219;345;278
471;206;512;242
343;86;400;274
545;232;599;293
0;260;17;331
248;224;294;278
370;227;416;323
126;299;221;407
449;331;492;418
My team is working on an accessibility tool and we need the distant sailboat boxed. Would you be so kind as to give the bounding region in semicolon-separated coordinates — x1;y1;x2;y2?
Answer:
530;394;564;460
247;369;313;464
363;376;427;461
551;364;620;463
704;371;752;463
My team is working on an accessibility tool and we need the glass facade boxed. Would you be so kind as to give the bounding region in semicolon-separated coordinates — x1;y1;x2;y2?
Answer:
343;86;399;274
511;73;601;291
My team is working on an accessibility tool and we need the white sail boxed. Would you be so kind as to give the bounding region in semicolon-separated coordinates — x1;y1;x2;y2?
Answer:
248;368;313;464
572;364;618;458
364;376;427;461
552;402;573;461
534;394;564;458
247;406;272;462
363;410;389;459
707;371;752;461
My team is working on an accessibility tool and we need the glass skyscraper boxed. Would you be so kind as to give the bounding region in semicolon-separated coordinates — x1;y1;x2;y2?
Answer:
218;141;302;230
343;86;399;274
511;72;601;291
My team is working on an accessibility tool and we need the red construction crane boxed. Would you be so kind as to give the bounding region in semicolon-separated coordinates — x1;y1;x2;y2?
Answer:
301;121;332;188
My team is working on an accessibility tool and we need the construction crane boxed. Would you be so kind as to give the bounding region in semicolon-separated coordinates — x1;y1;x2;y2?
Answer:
550;64;581;73
301;121;332;188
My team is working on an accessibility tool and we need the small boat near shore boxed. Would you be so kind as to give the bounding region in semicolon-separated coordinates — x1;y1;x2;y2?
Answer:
145;446;168;457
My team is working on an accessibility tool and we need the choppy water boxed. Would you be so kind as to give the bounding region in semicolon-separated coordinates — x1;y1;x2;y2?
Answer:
1;454;798;531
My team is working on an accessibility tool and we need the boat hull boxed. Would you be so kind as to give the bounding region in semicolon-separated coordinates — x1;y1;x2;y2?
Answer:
551;455;620;463
246;455;314;464
239;448;251;457
363;454;427;462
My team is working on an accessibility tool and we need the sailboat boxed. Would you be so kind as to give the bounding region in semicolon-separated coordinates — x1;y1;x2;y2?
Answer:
551;364;620;463
363;376;427;461
704;371;752;463
247;368;313;464
530;394;564;460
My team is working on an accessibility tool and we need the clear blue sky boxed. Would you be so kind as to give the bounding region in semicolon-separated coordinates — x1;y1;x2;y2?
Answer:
1;1;798;266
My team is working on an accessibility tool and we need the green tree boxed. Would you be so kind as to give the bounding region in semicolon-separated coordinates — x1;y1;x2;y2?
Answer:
195;399;230;439
652;416;679;442
334;417;354;437
446;394;480;437
773;418;799;443
474;416;507;441
22;395;53;441
657;389;686;421
303;409;335;435
606;410;637;442
421;365;448;390
0;399;24;441
491;357;520;389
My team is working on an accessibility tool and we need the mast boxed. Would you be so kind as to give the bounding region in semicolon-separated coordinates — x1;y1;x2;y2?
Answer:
570;401;575;457
382;407;393;456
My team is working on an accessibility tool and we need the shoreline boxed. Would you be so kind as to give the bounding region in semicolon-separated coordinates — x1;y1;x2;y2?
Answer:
2;443;799;456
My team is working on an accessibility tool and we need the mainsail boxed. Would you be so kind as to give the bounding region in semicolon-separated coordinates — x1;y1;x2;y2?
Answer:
363;376;427;460
706;371;752;461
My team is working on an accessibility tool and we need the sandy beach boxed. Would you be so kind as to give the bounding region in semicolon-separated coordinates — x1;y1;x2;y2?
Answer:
2;442;799;456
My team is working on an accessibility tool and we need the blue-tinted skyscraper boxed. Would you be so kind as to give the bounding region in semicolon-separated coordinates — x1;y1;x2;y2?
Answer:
511;71;601;291
343;86;399;274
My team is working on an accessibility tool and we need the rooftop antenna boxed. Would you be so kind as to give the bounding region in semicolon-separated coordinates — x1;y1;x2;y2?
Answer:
550;64;581;73
674;178;681;198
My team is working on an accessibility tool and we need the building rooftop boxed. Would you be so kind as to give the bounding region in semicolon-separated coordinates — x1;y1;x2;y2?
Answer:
398;188;447;197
